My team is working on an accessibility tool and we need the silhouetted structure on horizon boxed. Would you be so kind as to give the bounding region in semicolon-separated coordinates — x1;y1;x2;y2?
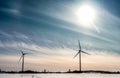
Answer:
43;69;46;73
74;40;90;72
19;50;28;72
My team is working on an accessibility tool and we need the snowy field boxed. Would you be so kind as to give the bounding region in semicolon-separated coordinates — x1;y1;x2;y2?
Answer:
0;73;120;78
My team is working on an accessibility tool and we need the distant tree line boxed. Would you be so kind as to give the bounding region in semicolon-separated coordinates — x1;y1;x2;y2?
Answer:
0;69;120;74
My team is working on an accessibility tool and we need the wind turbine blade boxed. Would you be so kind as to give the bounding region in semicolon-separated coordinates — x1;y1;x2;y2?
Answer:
81;51;90;55
18;55;23;63
73;52;80;58
20;50;23;54
78;40;81;50
24;53;28;55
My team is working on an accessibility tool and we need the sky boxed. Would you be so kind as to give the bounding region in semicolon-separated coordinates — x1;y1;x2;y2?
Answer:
0;0;120;72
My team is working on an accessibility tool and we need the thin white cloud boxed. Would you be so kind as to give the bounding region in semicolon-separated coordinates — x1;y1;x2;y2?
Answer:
0;30;12;38
13;32;29;39
0;7;21;15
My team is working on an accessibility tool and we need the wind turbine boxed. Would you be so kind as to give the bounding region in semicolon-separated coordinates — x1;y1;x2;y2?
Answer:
19;50;28;72
74;40;90;72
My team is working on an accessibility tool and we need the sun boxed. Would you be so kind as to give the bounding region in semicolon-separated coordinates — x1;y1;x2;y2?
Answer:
75;5;96;28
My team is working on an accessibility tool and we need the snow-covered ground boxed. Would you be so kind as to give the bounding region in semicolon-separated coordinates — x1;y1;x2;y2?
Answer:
0;73;120;78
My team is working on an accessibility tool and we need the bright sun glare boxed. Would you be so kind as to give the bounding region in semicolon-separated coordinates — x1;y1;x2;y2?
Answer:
76;5;96;28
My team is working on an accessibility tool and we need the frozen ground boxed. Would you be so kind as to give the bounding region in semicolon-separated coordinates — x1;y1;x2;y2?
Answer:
0;73;120;78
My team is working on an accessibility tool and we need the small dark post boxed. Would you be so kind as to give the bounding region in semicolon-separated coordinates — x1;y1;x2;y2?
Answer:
68;69;71;72
44;69;46;73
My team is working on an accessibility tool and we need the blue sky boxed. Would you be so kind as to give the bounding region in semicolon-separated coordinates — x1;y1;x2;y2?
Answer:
0;0;120;71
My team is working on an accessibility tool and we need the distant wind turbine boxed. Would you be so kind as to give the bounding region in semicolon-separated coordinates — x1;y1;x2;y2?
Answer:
74;40;90;72
19;50;28;72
